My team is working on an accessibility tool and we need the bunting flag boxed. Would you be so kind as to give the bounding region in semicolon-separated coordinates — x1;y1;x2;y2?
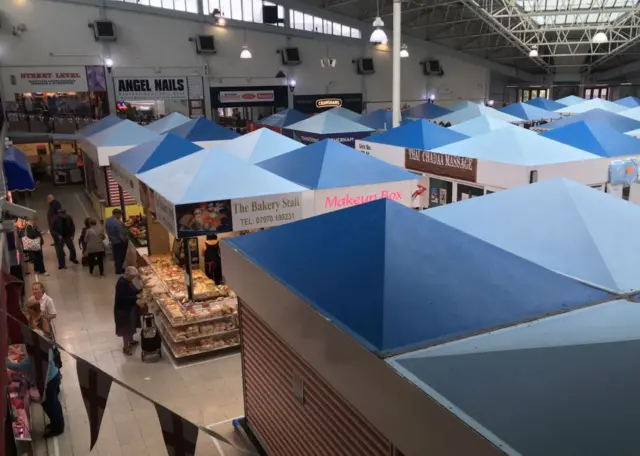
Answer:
76;358;113;450
20;324;52;398
155;403;199;456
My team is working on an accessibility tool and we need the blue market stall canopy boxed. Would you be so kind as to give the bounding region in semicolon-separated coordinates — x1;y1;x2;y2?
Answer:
540;108;640;133
357;109;409;130
449;116;517;136
499;102;562;121
447;101;480;111
225;198;612;356
3;147;35;191
555;95;584;106
218;128;303;164
360;120;468;150
555;97;627;115
284;110;373;147
75;114;123;138
324;106;362;122
79;120;159;166
388;298;640;456
138;148;308;237
167;117;240;146
401;103;452;120
615;96;640;108
432;104;521;125
540;121;640;158
619;106;640;121
525;97;565;111
108;133;202;203
257;139;417;189
259;109;308;128
425;178;640;293
433;126;598;166
145;112;191;133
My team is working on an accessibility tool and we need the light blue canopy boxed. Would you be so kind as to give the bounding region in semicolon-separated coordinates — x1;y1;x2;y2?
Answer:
432;104;521;125
448;101;480;111
225;198;611;355
256;139;417;189
325;106;362;122
499;102;562;121
424;178;640;293
401;103;452;119
145;112;191;134
259;109;308;128
449;116;516;136
615;96;640;108
540;108;640;133
217;128;303;164
285;110;373;134
76;114;123;138
109;133;202;174
357;109;409;130
555;95;584;106
525;97;565;111
167;117;240;142
433;126;598;165
361;119;468;149
137;147;307;204
556;98;627;114
85;120;158;148
540;121;640;158
619;106;640;121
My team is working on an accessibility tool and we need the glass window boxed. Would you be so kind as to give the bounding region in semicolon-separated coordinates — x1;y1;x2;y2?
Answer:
601;88;608;99
304;14;313;31
150;0;162;7
323;20;332;34
314;16;323;33
277;6;285;26
137;0;150;5
230;0;243;20
242;0;253;21
186;0;197;12
174;0;186;10
220;0;231;17
254;0;264;22
585;88;592;99
428;178;453;208
342;25;350;37
539;89;546;98
457;183;484;201
351;28;361;39
333;22;341;36
294;11;304;29
162;0;173;9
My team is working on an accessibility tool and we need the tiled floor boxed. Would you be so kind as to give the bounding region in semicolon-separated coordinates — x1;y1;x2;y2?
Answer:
20;185;254;456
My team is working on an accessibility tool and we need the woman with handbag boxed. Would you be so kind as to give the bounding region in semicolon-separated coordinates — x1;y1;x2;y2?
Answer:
24;217;48;276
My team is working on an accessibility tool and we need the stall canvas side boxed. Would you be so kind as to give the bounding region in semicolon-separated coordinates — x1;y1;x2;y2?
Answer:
355;141;405;168
314;181;415;216
531;157;610;187
476;160;530;190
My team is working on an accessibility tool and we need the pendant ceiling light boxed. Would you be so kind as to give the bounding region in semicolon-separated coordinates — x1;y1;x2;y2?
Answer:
240;28;252;59
400;44;409;58
369;0;388;44
592;31;608;43
529;48;538;57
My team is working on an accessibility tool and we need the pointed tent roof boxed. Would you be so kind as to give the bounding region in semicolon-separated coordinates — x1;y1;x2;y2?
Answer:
145;112;191;134
85;120;158;148
389;308;640;456
217;128;303;164
432;104;521;125
433;127;598;166
138;147;306;204
555;95;584;106
498;102;562;121
325;106;362;122
619;106;640;121
540;121;640;158
424;178;640;293
615;96;640;108
109;133;202;174
449;116;517;136
259;109;308;128
448;100;480;111
361;119;468;150
225;199;611;355
357;109;409;130
525;97;565;111
402;103;452;119
3;147;35;191
555;97;627;114
167;117;240;142
285;110;373;134
541;108;640;133
256;139;417;189
76;114;123;138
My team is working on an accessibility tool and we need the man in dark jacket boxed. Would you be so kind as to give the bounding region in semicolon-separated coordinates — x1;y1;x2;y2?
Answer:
51;208;78;269
46;194;62;245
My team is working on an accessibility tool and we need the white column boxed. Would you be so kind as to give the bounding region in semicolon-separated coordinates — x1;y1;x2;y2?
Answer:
392;0;401;127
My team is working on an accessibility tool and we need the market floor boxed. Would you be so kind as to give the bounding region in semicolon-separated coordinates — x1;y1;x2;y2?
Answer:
21;183;253;456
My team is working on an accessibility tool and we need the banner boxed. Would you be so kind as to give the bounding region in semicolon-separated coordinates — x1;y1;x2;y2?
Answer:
231;193;304;231
155;403;199;456
155;193;178;236
77;359;113;450
115;77;188;101
219;90;275;104
405;148;478;182
3;67;89;93
315;181;413;215
289;131;371;148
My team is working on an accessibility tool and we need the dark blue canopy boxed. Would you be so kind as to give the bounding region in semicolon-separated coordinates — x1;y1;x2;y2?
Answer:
615;96;640;108
525;97;565;111
499;102;561;121
357;109;409;130
541;108;640;133
402;103;452;119
362;119;468;150
540;121;640;158
3;147;35;191
260;109;308;128
167;117;240;142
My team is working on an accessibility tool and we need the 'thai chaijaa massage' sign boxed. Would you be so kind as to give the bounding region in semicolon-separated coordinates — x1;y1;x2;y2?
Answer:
405;148;478;182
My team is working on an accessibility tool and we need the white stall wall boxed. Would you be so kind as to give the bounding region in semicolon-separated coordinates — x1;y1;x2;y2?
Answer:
314;180;415;215
355;141;405;168
0;0;490;109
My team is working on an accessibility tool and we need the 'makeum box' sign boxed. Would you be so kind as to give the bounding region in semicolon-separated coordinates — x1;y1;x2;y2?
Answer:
405;148;478;182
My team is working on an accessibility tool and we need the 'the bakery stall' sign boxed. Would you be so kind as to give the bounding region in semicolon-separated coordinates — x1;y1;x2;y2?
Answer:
115;77;188;100
3;66;89;93
405;148;478;182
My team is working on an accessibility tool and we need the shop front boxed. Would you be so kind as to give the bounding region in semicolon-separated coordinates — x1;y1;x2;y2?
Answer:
293;93;363;115
210;85;289;133
114;76;205;123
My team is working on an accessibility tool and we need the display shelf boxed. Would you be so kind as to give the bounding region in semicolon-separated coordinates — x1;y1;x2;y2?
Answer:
157;313;239;343
157;319;240;358
7;344;33;442
153;296;238;327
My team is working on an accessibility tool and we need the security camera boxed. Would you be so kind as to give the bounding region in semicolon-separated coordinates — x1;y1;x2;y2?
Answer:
0;197;36;220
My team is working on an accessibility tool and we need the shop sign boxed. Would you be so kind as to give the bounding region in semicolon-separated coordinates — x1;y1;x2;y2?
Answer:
219;90;275;103
405;148;478;182
4;66;89;93
609;159;639;185
231;193;303;230
315;98;342;109
115;77;188;101
315;180;411;215
155;193;178;236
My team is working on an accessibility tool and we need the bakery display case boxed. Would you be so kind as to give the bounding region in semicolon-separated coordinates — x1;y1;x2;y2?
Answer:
7;344;34;443
125;214;148;248
139;254;240;358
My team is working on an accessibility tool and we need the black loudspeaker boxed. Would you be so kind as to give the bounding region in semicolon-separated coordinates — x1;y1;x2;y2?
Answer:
263;5;279;24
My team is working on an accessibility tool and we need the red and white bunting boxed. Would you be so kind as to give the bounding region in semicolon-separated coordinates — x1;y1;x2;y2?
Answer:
76;358;113;450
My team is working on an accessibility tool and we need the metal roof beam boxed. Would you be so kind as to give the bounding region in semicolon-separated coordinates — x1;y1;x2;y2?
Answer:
493;6;639;16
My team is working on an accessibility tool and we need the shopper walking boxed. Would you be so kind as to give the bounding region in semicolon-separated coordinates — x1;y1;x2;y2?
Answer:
105;208;128;275
51;208;78;269
78;217;91;266
46;194;62;244
84;218;106;276
114;266;141;355
23;217;48;276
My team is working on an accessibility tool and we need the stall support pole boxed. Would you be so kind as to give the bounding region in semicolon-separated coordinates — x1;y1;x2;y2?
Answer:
118;185;126;220
183;238;194;302
392;0;402;128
